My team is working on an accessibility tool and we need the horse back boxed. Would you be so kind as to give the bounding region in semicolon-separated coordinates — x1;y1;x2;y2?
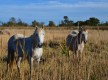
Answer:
66;34;78;51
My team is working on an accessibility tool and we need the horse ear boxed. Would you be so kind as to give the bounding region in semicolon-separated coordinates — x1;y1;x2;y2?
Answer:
85;29;88;34
83;27;88;33
42;25;44;29
79;26;83;32
34;26;38;33
35;25;38;30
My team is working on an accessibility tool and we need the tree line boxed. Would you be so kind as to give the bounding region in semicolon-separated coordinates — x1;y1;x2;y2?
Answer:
0;16;108;27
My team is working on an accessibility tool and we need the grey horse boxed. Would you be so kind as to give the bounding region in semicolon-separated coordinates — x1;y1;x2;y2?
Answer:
7;27;45;79
66;28;88;59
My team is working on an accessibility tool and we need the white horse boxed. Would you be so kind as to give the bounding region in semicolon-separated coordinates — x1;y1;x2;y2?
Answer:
66;28;88;59
7;27;45;79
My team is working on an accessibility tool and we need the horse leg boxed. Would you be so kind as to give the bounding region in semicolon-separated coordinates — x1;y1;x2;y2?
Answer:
17;57;22;77
37;58;41;65
74;51;78;59
6;50;14;73
29;57;34;80
79;50;83;61
77;50;81;63
6;53;11;73
75;50;81;61
68;50;71;57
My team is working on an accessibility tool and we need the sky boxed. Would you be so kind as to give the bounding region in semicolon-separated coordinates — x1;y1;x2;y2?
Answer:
0;0;108;24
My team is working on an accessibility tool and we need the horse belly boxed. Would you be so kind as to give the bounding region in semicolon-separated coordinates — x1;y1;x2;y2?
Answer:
66;35;77;51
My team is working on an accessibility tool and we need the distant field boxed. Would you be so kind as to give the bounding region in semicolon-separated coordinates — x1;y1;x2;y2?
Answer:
0;28;108;80
0;26;108;30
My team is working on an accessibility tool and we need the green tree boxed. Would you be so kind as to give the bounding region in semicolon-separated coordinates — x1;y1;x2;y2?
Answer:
6;17;17;27
104;21;108;26
48;21;56;27
0;21;2;26
59;20;65;26
64;16;69;25
59;16;73;27
85;17;100;26
74;21;85;26
32;20;40;27
39;22;45;27
100;21;108;26
67;20;73;26
17;19;23;26
9;17;16;23
17;19;28;26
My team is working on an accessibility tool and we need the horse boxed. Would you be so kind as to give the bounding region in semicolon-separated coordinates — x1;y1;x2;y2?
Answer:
7;27;45;79
66;28;88;60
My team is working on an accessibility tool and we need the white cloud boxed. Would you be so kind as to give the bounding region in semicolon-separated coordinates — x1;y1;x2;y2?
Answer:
0;1;108;23
0;1;108;9
27;1;108;8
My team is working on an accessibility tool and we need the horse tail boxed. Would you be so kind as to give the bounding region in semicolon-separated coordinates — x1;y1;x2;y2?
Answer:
7;49;15;69
7;36;16;70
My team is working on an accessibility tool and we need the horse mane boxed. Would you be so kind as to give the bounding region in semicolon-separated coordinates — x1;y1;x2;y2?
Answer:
32;33;38;49
14;34;27;40
78;30;83;44
71;30;79;37
31;27;40;49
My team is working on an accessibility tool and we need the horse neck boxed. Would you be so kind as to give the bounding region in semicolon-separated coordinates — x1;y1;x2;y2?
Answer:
31;33;37;43
31;33;39;49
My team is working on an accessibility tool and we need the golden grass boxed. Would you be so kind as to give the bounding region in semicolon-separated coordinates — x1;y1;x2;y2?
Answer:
0;28;108;80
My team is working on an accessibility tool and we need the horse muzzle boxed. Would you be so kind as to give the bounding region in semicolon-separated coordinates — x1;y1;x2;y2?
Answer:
84;41;87;44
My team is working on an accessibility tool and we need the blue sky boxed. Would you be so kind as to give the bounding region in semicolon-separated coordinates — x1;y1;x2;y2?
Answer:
0;0;108;24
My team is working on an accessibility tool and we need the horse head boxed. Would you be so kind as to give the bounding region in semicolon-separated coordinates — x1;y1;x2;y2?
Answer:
33;26;45;48
78;27;88;44
81;28;88;44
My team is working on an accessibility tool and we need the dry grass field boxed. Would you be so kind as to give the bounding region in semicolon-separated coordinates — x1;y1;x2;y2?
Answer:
0;28;108;80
